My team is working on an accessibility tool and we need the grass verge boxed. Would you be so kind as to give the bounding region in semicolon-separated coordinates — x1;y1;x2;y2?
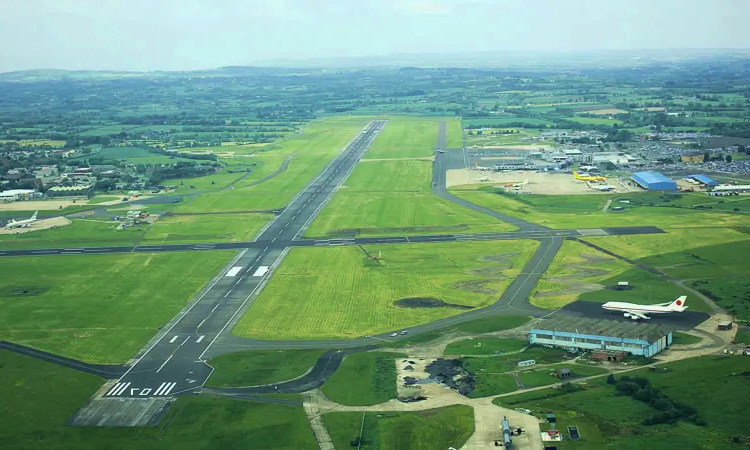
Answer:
206;349;326;387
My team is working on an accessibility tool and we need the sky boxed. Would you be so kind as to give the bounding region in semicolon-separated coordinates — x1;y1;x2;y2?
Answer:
0;0;748;72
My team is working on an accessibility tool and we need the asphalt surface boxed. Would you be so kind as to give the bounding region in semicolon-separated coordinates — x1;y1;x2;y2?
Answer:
560;300;711;330
98;120;387;400
0;226;665;257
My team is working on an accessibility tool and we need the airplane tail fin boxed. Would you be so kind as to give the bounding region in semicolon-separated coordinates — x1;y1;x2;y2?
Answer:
30;211;38;220
669;296;688;311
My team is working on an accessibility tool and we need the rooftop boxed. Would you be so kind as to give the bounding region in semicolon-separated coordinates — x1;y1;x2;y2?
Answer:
632;171;674;185
688;174;718;185
531;316;672;344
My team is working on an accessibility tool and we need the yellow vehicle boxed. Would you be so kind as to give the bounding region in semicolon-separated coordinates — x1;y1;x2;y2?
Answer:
574;171;606;182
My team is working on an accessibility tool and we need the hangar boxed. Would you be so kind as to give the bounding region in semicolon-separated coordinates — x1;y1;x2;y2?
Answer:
529;317;673;358
630;172;677;191
687;174;718;187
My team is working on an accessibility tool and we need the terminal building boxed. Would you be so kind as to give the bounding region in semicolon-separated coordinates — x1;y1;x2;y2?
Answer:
630;172;677;191
528;317;673;359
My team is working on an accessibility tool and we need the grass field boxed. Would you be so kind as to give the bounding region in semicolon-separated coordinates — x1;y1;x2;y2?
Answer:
567;116;624;125
531;240;632;309
305;191;517;238
87;196;121;204
449;188;749;230
497;356;750;449
344;159;433;191
0;350;318;450
365;116;440;159
141;213;272;244
517;364;608;387
323;405;474;450
446;118;464;148
164;171;249;191
262;116;374;156
672;332;702;345
444;337;528;356
206;349;325;387
469;373;518;397
454;315;531;333
0;252;232;363
0;219;146;249
232;241;538;340
321;352;400;406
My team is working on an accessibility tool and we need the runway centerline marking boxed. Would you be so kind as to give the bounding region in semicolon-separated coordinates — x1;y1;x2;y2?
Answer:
156;355;172;373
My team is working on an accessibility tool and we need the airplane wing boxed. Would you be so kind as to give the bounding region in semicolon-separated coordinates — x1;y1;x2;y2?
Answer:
625;310;650;319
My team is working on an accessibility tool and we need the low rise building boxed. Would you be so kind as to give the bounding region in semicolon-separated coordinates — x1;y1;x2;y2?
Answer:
47;184;94;198
681;152;704;163
529;317;673;358
0;189;38;202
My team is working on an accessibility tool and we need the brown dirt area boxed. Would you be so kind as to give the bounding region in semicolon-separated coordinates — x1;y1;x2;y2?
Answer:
0;216;71;234
0;200;81;211
447;169;628;194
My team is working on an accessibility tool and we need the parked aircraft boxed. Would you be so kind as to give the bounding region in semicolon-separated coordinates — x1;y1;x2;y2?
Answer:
478;176;490;182
4;211;38;229
574;171;606;182
602;296;688;320
586;182;615;191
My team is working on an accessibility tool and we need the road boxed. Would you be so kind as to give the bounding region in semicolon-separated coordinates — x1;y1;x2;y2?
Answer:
100;120;387;400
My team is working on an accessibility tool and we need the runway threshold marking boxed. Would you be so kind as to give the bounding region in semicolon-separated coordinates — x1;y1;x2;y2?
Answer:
225;266;243;277
106;382;131;397
252;266;269;277
154;382;177;396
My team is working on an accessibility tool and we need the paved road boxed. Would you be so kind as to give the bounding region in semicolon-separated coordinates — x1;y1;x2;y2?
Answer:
100;120;387;400
0;226;664;257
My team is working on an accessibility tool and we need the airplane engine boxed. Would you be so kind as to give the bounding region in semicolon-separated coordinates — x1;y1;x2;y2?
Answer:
623;313;630;318
630;315;640;320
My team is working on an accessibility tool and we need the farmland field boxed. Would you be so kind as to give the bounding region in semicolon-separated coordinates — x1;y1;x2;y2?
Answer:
0;350;317;450
365;116;441;159
141;213;273;244
0;252;233;363
324;406;474;450
232;241;538;340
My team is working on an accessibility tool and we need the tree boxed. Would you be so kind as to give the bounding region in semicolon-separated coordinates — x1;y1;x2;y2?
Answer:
726;154;733;163
606;374;616;385
738;144;746;154
703;152;710;163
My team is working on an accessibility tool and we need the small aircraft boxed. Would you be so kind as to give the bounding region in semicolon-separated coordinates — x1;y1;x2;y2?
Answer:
602;296;688;320
478;176;490;182
4;211;38;229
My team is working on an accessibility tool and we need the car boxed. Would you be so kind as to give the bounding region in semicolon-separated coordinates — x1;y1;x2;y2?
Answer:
400;330;408;335
390;333;398;337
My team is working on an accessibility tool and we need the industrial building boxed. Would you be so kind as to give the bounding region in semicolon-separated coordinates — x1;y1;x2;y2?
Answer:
528;317;673;358
713;184;750;193
47;185;94;198
681;152;704;163
0;189;38;202
630;172;677;191
687;174;718;187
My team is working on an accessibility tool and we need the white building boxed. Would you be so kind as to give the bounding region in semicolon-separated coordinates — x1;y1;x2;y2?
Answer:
0;189;37;202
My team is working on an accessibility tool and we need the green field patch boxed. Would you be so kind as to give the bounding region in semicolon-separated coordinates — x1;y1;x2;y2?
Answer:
445;338;528;356
672;332;702;345
164;171;249;191
454;315;532;333
323;405;474;450
469;373;518;397
690;276;750;320
321;352;400;406
463;117;555;128
446;117;464;148
0;252;232;363
306;191;517;238
450;188;749;230
263;116;374;156
531;240;632;309
345;159;433;191
0;350;317;450
0;219;145;249
567;116;624;125
365;117;440;159
142;213;272;244
232;241;538;340
206;349;325;387
87;196;122;205
518;364;608;388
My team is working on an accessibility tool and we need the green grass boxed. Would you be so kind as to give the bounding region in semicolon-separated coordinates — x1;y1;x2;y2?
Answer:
0;252;232;363
344;159;433;191
321;352;400;406
567;116;624;125
0;350;318;450
495;356;750;449
0;219;146;249
305;191;517;238
164;171;249;191
205;349;325;387
449;188;749;230
323;405;474;450
232;241;538;340
446;118;464;148
365;116;440;158
141;213;272;244
468;373;518;397
87;196;121;204
517;365;608;388
444;338;528;356
734;328;750;344
672;332;702;345
463;346;569;375
454;315;532;333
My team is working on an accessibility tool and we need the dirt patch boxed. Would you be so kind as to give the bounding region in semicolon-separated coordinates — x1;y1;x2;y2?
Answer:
395;298;474;310
453;280;498;295
605;284;636;291
425;358;475;396
0;286;50;297
0;200;79;211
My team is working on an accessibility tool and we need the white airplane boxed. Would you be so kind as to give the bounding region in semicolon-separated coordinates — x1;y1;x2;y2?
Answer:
587;182;615;192
602;296;688;320
4;211;39;229
478;176;490;182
